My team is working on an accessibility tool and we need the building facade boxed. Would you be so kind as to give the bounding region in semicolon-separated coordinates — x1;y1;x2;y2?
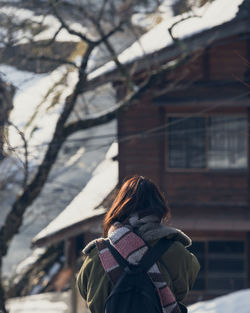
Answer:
117;33;250;301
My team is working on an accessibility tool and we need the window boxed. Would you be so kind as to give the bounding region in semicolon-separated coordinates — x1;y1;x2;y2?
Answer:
168;116;247;169
188;240;247;292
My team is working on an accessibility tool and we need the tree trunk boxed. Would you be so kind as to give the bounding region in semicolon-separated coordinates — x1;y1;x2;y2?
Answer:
0;79;14;161
0;258;7;313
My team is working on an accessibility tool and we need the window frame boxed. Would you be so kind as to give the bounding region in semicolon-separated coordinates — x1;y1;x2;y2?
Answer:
165;113;248;172
188;238;248;293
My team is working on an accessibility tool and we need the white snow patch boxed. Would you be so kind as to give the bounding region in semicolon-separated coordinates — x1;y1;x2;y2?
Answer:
0;6;84;43
188;289;250;313
6;292;70;313
15;248;46;276
172;0;244;39
5;287;250;313
0;64;46;91
33;142;118;243
88;0;244;80
0;64;78;164
33;16;86;43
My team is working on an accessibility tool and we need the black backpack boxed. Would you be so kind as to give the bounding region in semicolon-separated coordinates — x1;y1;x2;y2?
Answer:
104;237;185;313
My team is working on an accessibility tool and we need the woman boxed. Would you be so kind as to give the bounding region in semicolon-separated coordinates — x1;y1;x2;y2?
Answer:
77;175;200;313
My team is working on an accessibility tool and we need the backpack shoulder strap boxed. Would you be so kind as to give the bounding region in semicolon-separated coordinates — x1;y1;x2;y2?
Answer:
104;238;130;270
105;237;174;272
139;237;174;272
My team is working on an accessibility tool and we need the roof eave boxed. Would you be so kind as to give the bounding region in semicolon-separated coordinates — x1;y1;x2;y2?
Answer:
84;17;250;92
32;212;105;248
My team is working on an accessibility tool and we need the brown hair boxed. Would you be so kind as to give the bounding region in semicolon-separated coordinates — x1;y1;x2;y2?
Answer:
103;175;170;236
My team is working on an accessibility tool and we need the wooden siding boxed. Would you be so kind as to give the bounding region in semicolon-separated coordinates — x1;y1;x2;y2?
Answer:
165;51;204;81
118;96;163;186
118;34;249;206
209;35;247;81
165;172;248;204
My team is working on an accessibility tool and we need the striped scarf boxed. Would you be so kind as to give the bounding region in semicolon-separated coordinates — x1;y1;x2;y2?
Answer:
96;222;181;313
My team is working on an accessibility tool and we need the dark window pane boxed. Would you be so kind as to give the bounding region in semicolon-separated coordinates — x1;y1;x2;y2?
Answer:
208;259;244;273
168;117;206;168
208;116;247;169
207;277;246;290
189;240;246;292
189;241;205;254
208;241;244;254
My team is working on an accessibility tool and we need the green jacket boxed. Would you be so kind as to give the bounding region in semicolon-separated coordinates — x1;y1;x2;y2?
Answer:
77;232;200;313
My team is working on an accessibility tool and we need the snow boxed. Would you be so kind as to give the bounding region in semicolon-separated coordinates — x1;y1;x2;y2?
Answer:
5;288;250;313
15;248;46;276
33;142;118;243
188;289;250;313
3;120;116;276
32;17;86;43
1;63;116;276
6;292;71;313
0;6;84;43
0;63;78;164
88;0;244;80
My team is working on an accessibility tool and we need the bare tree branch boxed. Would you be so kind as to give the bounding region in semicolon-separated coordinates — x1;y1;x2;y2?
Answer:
95;20;126;45
8;122;29;188
64;54;190;137
19;54;78;69
34;25;64;47
0;42;95;261
98;0;109;21
88;16;134;91
168;13;201;42
49;0;95;45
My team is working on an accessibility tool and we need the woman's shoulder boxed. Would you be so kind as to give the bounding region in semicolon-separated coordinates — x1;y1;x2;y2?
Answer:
78;239;104;280
82;239;99;255
143;224;192;248
79;240;102;273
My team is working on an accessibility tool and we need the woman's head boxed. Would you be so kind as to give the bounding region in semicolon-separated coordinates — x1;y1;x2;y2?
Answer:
103;175;170;236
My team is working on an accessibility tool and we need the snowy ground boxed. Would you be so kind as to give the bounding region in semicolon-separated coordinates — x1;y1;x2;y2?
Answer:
6;291;71;313
188;289;250;313
6;289;250;313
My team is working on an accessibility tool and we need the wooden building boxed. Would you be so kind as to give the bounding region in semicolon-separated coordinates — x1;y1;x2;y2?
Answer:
117;35;250;300
32;0;250;307
85;0;250;302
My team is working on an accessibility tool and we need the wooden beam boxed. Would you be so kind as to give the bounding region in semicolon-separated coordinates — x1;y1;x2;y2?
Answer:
33;213;104;247
159;106;166;191
248;108;250;219
65;238;77;313
247;232;250;288
202;47;210;80
154;99;250;107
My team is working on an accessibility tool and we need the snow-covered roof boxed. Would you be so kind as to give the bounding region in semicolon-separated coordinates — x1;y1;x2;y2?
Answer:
86;0;246;87
32;142;118;246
